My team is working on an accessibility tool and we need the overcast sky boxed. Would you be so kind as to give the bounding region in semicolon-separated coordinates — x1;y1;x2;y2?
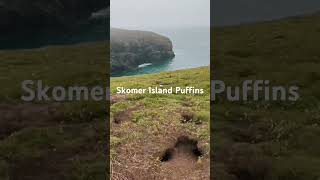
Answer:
110;0;320;28
111;0;210;29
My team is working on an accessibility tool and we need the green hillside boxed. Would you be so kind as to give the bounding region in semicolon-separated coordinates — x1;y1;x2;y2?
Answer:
0;43;108;180
212;14;320;179
0;12;319;180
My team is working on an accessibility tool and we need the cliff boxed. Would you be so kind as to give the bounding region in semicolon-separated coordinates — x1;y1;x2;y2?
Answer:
0;0;108;33
111;28;175;73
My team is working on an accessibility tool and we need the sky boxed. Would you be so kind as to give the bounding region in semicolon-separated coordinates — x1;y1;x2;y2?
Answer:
111;0;210;29
110;0;320;29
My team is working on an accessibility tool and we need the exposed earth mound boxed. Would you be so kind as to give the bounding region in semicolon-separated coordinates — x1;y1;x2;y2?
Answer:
111;28;175;73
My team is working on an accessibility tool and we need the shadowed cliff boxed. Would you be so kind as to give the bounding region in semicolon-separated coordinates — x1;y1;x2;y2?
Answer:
0;1;109;49
111;28;175;74
0;0;108;33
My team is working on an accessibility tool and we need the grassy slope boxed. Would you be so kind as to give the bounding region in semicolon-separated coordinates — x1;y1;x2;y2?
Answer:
212;15;320;179
110;67;210;179
0;13;319;180
0;43;108;180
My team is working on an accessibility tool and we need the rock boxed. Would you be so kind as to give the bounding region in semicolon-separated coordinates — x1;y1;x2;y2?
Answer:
111;28;175;73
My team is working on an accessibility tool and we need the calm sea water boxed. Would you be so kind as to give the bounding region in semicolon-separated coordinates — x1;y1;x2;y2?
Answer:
112;27;210;77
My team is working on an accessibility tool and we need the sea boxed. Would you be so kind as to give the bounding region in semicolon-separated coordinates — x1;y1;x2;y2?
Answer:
111;27;211;77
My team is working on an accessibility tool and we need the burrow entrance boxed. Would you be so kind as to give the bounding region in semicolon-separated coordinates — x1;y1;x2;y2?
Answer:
180;112;194;123
160;136;203;162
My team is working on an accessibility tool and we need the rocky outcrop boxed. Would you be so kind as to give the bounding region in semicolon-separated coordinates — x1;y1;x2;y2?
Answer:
111;28;175;73
0;0;108;33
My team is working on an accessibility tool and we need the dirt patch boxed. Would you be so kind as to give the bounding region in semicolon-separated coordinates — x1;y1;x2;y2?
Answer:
111;122;210;180
5;121;106;180
215;120;273;180
0;102;105;180
155;81;173;86
226;143;272;180
113;106;140;124
0;103;62;139
181;101;193;107
10;154;70;180
231;122;272;143
160;136;202;162
159;136;209;180
180;111;194;123
214;143;272;180
110;94;127;104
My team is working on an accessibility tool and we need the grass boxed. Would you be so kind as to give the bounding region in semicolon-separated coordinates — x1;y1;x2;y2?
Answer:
0;42;109;101
0;42;108;180
110;67;210;179
0;12;319;180
212;14;320;179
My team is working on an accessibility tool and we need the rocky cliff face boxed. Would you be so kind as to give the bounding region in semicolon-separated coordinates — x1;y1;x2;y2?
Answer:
111;28;175;73
0;0;107;33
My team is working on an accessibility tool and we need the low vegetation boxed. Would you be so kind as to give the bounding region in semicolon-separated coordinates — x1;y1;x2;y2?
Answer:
0;12;319;180
110;67;210;179
212;14;320;179
0;42;108;180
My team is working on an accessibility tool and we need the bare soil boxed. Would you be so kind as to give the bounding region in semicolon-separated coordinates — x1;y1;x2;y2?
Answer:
159;136;209;180
0;102;106;180
113;106;141;124
180;111;195;123
0;103;62;139
110;94;128;104
111;116;210;180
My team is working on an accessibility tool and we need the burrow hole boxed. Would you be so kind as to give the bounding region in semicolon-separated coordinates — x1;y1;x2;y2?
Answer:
160;136;203;162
